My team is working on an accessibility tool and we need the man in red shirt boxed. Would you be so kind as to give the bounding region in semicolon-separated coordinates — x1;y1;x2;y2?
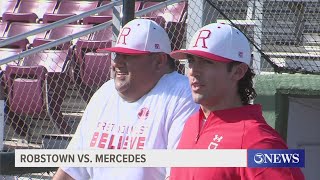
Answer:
169;23;305;180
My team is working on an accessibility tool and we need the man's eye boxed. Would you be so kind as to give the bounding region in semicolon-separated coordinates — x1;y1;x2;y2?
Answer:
204;60;214;64
121;55;128;59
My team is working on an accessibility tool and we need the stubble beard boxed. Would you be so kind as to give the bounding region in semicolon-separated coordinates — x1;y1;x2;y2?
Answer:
115;77;130;94
192;92;206;105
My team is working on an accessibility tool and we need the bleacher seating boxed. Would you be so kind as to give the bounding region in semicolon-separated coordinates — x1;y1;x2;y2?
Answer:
141;1;187;50
43;0;99;24
82;0;113;25
0;48;26;136
261;1;320;72
0;48;22;71
6;65;47;116
0;22;8;37
33;24;93;50
22;50;70;72
0;1;189;104
75;26;113;67
4;50;72;135
142;1;187;22
2;0;58;23
0;0;18;20
83;0;142;25
74;26;113;102
5;65;47;137
0;22;47;50
82;52;111;88
213;0;320;72
0;0;190;146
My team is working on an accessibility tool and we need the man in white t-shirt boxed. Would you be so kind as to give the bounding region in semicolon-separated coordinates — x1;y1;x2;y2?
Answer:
53;19;199;180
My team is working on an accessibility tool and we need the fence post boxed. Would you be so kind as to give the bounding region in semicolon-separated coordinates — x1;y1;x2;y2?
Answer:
112;0;122;42
0;77;4;151
122;0;136;25
253;0;264;74
186;0;206;74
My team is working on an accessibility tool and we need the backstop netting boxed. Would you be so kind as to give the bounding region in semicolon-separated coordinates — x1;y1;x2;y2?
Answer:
0;0;319;179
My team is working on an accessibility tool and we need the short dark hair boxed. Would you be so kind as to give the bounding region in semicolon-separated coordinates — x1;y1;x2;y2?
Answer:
152;53;175;70
227;61;257;105
167;54;176;70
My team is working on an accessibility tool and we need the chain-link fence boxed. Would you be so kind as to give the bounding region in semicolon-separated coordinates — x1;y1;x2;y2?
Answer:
0;0;187;179
195;0;320;74
0;0;319;179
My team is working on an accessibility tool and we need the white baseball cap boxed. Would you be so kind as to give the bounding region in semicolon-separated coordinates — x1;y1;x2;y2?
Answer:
170;23;251;65
98;19;171;55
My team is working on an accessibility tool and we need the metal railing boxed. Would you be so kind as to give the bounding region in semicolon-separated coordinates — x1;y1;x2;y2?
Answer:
0;0;184;65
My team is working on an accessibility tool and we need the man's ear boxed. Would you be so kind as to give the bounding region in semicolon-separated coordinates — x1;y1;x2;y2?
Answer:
153;53;168;71
231;63;248;81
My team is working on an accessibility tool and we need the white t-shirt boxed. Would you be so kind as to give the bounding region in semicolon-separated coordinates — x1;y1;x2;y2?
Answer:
63;71;199;180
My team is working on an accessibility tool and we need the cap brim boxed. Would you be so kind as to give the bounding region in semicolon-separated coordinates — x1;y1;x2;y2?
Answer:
170;50;233;63
97;47;151;55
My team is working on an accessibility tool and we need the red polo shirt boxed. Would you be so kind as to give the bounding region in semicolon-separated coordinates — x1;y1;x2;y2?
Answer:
170;105;305;180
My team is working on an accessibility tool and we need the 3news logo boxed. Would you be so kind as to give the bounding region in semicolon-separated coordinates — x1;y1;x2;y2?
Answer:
247;149;305;167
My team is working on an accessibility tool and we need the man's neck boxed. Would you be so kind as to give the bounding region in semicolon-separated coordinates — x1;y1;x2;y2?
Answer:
201;96;243;118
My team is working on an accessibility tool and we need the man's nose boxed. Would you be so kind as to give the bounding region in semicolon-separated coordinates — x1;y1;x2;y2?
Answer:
113;56;125;67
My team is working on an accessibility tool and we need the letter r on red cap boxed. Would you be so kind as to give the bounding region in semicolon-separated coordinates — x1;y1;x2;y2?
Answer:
117;27;131;45
193;30;211;48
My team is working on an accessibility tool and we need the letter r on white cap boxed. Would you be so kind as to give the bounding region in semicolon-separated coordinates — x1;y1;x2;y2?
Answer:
117;27;131;45
193;30;211;48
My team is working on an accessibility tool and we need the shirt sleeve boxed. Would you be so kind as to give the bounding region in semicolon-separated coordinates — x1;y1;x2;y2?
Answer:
166;95;198;150
165;86;199;177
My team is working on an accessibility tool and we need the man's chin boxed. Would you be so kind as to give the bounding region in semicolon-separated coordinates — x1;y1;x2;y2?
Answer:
192;94;205;104
114;81;129;93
